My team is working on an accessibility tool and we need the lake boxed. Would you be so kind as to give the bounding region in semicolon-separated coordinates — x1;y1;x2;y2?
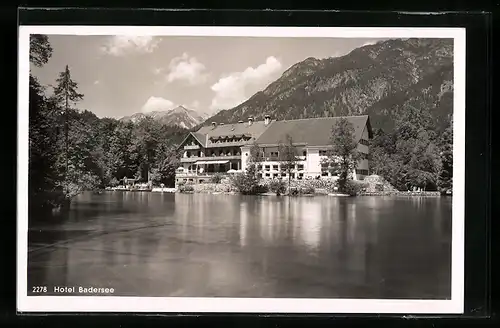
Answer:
27;192;452;299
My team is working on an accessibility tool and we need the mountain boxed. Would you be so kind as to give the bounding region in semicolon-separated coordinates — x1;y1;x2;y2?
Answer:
120;105;205;129
205;38;454;133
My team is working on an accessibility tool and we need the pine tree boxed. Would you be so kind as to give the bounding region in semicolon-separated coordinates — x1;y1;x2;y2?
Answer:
52;65;85;199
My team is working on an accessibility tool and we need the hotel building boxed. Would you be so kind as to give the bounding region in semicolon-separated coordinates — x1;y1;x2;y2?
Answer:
176;115;373;185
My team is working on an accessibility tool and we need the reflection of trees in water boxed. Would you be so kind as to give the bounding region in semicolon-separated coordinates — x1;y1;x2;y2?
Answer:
29;194;452;298
28;227;70;292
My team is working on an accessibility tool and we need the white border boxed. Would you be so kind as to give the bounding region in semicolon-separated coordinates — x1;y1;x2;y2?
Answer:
17;26;466;314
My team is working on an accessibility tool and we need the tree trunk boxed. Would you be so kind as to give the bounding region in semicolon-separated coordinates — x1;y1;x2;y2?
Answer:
64;86;69;199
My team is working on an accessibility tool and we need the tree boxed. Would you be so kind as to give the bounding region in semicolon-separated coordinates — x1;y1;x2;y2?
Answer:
131;116;164;183
278;134;300;187
324;118;361;192
249;141;264;163
28;35;63;215
29;75;62;213
52;65;89;199
437;118;453;194
150;144;181;187
230;162;261;195
52;65;84;110
30;34;53;67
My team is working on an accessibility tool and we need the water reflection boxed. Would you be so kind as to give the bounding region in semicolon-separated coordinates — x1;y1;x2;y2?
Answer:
28;192;452;299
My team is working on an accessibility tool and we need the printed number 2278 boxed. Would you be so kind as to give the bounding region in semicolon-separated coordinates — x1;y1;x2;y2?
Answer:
32;286;47;293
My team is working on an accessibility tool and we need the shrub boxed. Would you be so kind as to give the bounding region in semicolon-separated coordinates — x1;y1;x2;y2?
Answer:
110;177;119;187
269;179;286;195
301;186;315;195
289;187;300;196
210;173;224;184
179;184;194;193
229;164;265;195
342;180;366;196
254;184;269;194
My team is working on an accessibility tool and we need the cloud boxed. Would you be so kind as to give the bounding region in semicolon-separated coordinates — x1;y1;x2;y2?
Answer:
101;36;161;56
166;53;209;85
362;40;377;47
141;96;175;113
209;56;282;110
190;100;200;109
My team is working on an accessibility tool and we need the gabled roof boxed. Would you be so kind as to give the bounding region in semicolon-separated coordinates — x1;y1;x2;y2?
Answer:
255;115;372;147
178;115;372;149
177;132;206;149
196;120;270;148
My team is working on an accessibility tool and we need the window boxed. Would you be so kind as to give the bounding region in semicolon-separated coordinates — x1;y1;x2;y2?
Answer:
356;169;369;175
298;173;304;180
265;173;270;177
302;150;307;156
321;171;329;177
264;165;270;171
297;164;304;171
257;165;263;171
270;151;278;158
319;150;328;156
272;165;279;171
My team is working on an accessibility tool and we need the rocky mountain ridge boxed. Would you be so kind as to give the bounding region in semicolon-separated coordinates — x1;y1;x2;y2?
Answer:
204;38;454;133
120;105;206;129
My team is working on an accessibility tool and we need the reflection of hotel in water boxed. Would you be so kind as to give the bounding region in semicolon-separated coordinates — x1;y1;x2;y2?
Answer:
41;196;380;293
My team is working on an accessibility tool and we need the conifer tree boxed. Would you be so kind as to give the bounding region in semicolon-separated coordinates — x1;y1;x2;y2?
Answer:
52;65;85;198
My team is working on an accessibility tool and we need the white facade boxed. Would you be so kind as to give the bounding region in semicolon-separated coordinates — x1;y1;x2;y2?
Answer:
241;143;370;181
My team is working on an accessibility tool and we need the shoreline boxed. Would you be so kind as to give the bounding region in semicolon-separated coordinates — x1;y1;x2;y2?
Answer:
105;187;447;197
172;190;447;197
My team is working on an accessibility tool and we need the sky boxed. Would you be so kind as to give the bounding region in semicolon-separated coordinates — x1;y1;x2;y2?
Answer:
30;35;386;119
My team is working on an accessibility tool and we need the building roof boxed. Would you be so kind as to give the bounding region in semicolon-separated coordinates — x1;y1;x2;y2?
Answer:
179;115;372;149
255;115;372;147
193;120;271;148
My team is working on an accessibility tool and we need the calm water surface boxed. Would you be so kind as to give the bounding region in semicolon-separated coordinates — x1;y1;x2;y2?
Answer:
28;192;452;299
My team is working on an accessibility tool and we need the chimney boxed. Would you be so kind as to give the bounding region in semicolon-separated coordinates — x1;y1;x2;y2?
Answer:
211;122;216;128
248;117;254;126
264;114;271;125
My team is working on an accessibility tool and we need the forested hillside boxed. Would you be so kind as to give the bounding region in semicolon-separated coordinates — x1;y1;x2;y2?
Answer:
28;35;188;217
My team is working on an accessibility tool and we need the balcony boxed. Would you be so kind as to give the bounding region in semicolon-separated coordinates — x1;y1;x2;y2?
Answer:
181;155;241;163
262;155;306;162
184;145;200;150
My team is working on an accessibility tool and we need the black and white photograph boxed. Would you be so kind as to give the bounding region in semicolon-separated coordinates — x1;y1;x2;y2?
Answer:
17;26;465;313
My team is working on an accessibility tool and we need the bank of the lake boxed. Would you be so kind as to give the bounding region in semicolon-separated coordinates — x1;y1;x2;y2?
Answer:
28;191;452;299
